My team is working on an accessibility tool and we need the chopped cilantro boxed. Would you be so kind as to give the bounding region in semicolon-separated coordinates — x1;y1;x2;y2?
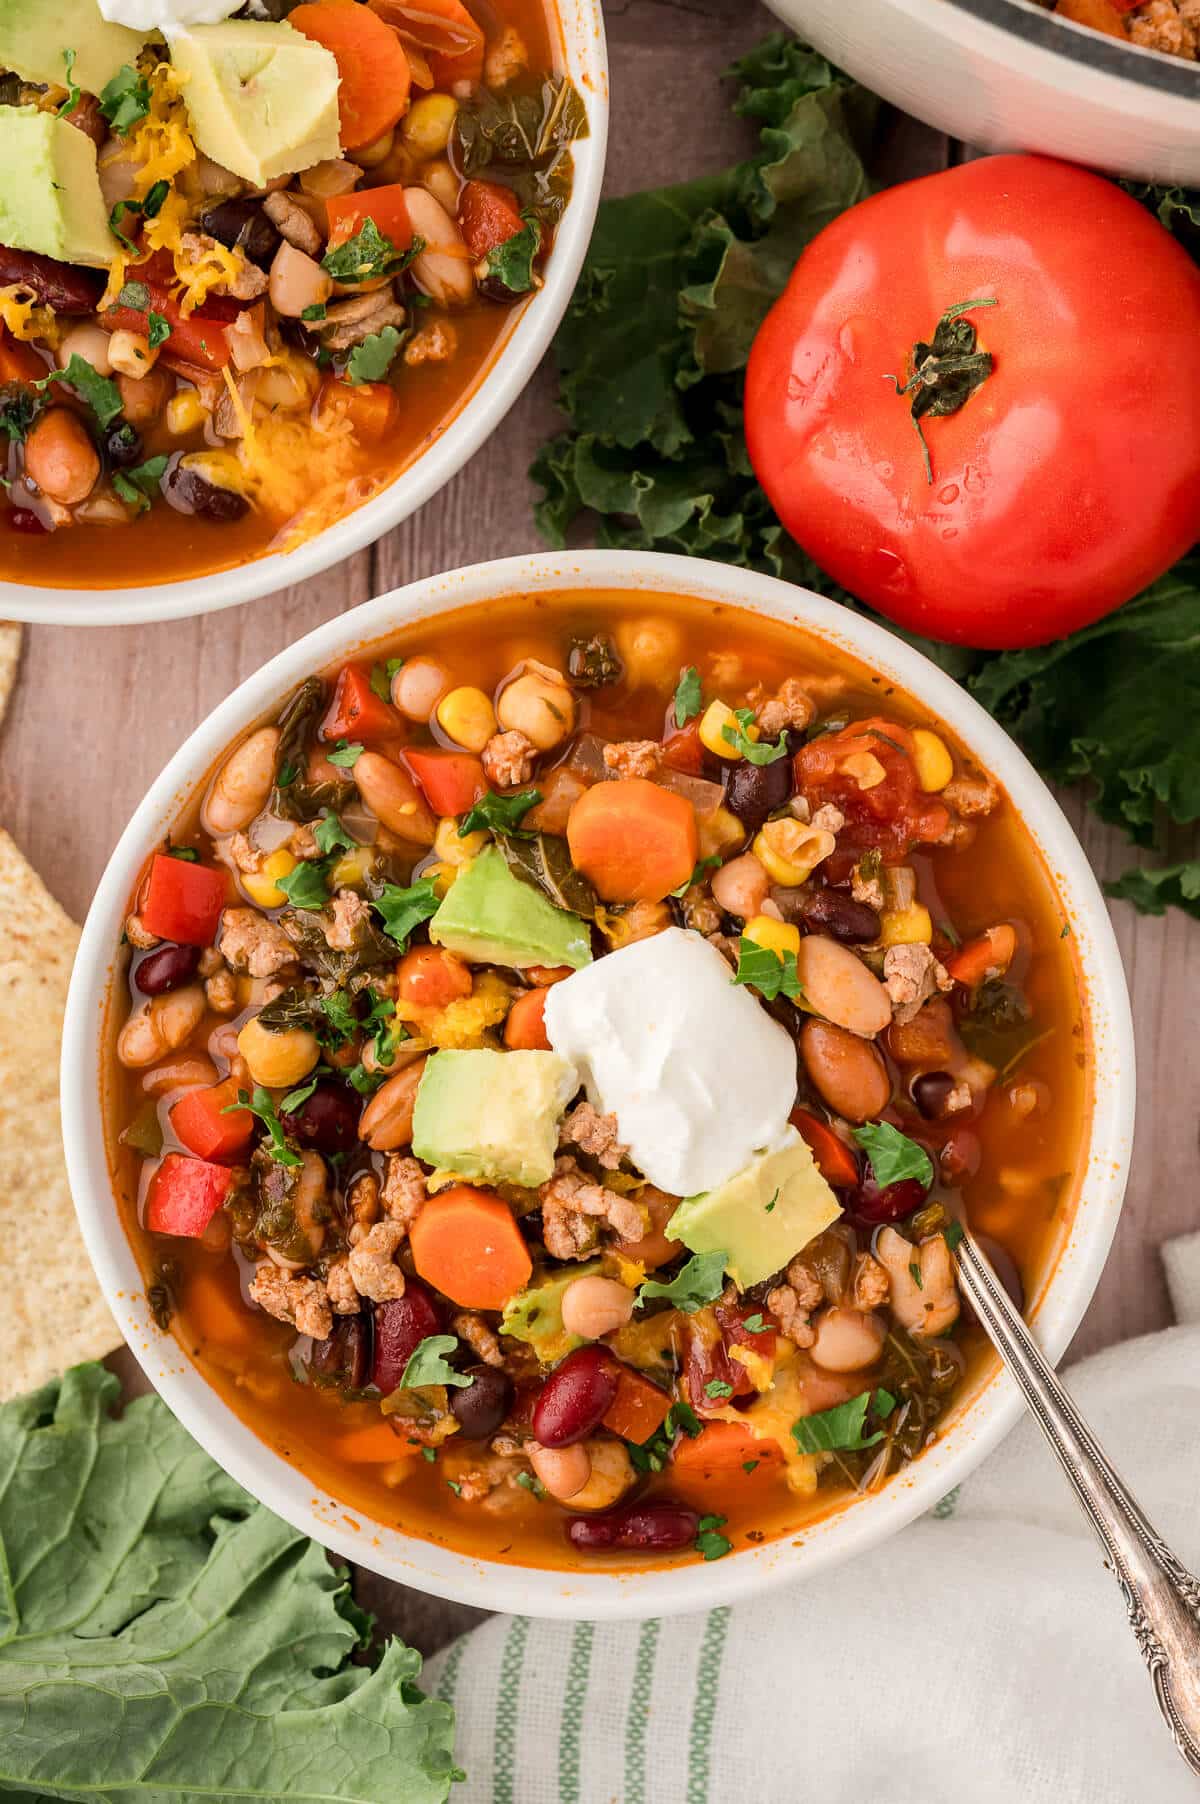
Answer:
704;1380;733;1400
224;1086;300;1168
0;389;41;444
764;1190;778;1214
635;1248;726;1314
400;1335;470;1390
112;454;168;514
312;811;356;856
670;854;720;898
741;1459;760;1474
368;662;392;702
459;789;542;837
695;1514;732;1561
673;664;702;727
321;218;420;285
36;355;122;428
147;310;171;349
327;739;364;768
742;1312;768;1333
790;1388;896;1456
58;48;81;117
347;325;403;386
276;859;332;911
347;1062;386;1098
279;1073;322;1115
98;63;152;135
479;214;540;294
944;1219;965;1252
301;302;328;322
318;988;359;1045
852;1121;934;1189
373;876;440;950
514;1470;546;1497
721;707;788;766
166;845;198;862
421;1446;437;1463
445;1479;463;1497
731;936;802;1002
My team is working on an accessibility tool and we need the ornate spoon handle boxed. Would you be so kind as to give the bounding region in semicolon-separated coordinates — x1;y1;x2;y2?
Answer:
954;1231;1200;1776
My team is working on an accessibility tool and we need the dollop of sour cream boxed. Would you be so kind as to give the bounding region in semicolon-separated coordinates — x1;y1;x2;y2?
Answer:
544;926;797;1197
98;0;242;28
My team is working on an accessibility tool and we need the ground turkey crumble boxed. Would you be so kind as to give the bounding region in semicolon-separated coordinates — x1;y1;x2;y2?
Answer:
883;943;953;1025
559;1101;628;1171
482;729;536;788
218;907;297;978
539;1155;644;1259
766;1258;823;1349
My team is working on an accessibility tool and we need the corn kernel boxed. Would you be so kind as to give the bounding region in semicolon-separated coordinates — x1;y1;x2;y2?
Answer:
911;727;954;793
424;860;457;899
401;91;459;160
436;685;497;754
699;700;757;760
434;817;488;867
166;388;208;436
697;804;746;862
331;846;374;890
241;847;296;909
879;902;933;947
237;1017;320;1089
744;915;801;959
753;819;836;887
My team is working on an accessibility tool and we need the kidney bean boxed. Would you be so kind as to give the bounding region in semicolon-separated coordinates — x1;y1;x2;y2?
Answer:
723;757;793;830
531;1345;619;1448
199;197;281;269
939;1126;981;1185
134;942;201;996
451;1365;514;1439
566;1499;700;1554
164;459;249;523
281;1080;360;1157
0;245;102;314
8;508;46;535
797;887;881;944
372;1282;443;1394
309;1314;370;1391
847;1174;927;1227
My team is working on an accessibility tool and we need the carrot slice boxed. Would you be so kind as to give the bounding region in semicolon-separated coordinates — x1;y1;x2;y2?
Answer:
566;777;698;904
503;986;551;1051
290;1;413;149
602;1368;672;1443
334;1422;423;1463
672;1421;784;1473
368;0;485;88
945;923;1017;989
409;1185;532;1310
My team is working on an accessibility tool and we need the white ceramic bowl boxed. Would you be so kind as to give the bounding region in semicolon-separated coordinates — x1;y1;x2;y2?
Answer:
61;549;1134;1620
4;4;607;628
768;0;1200;186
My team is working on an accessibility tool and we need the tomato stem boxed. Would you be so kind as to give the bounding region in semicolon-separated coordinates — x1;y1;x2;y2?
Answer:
886;297;997;484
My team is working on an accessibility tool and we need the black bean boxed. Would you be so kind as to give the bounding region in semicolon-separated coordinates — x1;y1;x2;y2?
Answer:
309;1314;370;1391
797;887;881;944
105;420;144;471
199;198;281;269
134;943;200;995
450;1365;513;1439
723;757;793;831
164;459;249;522
281;1080;360;1157
912;1070;959;1120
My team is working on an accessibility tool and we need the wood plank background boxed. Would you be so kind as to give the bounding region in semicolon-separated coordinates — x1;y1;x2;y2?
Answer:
1;0;1195;1652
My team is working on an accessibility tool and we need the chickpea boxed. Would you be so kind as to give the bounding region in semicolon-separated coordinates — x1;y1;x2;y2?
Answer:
566;1439;636;1512
810;1306;887;1373
561;1276;636;1341
496;662;576;752
24;408;100;507
711;852;770;921
56;322;113;376
352;751;436;844
237;1016;320;1089
117;367;173;426
202;726;280;835
614;615;684;692
268;242;332;318
794;935;892;1038
359;1054;428;1150
403;186;475;307
117;985;207;1069
528;1441;591;1501
392;655;452;722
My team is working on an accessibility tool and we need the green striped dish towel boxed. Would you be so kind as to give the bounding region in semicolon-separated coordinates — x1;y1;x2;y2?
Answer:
426;1233;1200;1803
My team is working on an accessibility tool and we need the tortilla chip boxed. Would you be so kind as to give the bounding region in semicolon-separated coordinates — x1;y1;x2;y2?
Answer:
0;622;21;726
0;830;120;1398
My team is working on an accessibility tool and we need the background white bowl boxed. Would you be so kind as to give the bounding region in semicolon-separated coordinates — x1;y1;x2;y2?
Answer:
768;0;1200;186
61;549;1134;1620
3;2;607;628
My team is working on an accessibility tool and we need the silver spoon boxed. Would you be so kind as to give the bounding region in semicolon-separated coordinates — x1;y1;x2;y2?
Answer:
953;1231;1200;1776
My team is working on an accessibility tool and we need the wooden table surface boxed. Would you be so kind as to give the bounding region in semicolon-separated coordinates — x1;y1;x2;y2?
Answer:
2;0;1196;1654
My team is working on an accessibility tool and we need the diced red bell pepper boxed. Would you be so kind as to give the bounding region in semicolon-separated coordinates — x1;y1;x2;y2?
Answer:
457;179;526;262
320;662;403;744
145;1153;234;1237
326;183;414;255
170;1077;254;1163
140;853;228;946
661;718;705;776
104;284;237;372
602;1366;673;1443
404;748;487;817
790;1106;860;1189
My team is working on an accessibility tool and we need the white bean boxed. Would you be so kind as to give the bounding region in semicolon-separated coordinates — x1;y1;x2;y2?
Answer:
268;242;332;318
392;655;451;722
202;726;280;834
403;187;475;306
711;852;769;921
794;934;893;1038
810;1306;886;1373
529;1441;591;1501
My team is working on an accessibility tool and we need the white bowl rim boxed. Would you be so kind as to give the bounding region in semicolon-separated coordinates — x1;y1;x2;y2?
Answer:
61;548;1135;1621
944;0;1200;94
1;1;608;628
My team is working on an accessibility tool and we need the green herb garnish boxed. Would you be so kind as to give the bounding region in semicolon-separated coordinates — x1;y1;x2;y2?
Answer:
479;214;540;294
276;860;333;912
459;789;542;838
347;325;403;386
673;665;702;727
36;355;122;428
400;1335;470;1390
731;936;802;1002
112;454;168;514
58;49;80;117
99;63;152;134
670;854;720;898
321;219;420;285
327;739;364;768
695;1514;732;1561
224;1086;300;1168
790;1388;896;1456
373;876;440;951
721;706;787;766
313;811;356;857
852;1121;934;1189
635;1248;726;1314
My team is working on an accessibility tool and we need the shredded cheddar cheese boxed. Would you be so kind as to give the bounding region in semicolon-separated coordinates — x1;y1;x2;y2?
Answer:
0;285;60;349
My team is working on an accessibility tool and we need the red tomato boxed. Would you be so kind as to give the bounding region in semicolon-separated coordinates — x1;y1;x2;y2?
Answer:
145;1153;233;1237
403;747;487;817
745;155;1200;649
320;663;402;743
793;717;948;856
140;854;228;945
170;1078;254;1163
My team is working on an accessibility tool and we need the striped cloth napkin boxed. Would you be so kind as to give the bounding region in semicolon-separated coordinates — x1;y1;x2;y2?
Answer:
427;1233;1200;1803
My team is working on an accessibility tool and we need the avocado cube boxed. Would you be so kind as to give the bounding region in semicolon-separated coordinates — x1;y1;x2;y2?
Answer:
168;21;341;188
667;1128;842;1289
0;109;117;268
0;1;148;98
429;846;592;971
412;1048;580;1189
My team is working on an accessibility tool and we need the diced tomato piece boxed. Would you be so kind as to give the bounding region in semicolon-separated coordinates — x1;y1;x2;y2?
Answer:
315;375;399;444
170;1077;254;1163
145;1153;233;1237
403;748;487;817
457;179;526;262
140;853;228;946
716;1295;778;1360
793;717;950;855
661;718;704;775
790;1106;860;1189
320;662;403;743
685;1310;758;1415
326;184;414;255
104;285;237;372
603;1366;672;1443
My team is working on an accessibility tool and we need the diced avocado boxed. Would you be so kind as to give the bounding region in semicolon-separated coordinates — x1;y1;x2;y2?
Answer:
167;21;340;188
412;1048;580;1189
0;109;117;268
666;1128;842;1289
500;1260;604;1364
0;2;148;99
429;845;593;971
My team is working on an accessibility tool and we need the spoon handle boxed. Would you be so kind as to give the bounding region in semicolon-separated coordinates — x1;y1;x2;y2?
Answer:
954;1231;1200;1775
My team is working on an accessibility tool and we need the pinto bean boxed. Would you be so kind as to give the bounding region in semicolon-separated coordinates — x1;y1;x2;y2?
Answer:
800;1019;891;1124
711;852;769;921
403;187;475;306
23;408;100;507
359;1055;428;1151
565;1439;636;1512
202;725;280;834
529;1441;591;1501
0;246;101;313
352;751;436;843
794;935;892;1037
117;984;207;1069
